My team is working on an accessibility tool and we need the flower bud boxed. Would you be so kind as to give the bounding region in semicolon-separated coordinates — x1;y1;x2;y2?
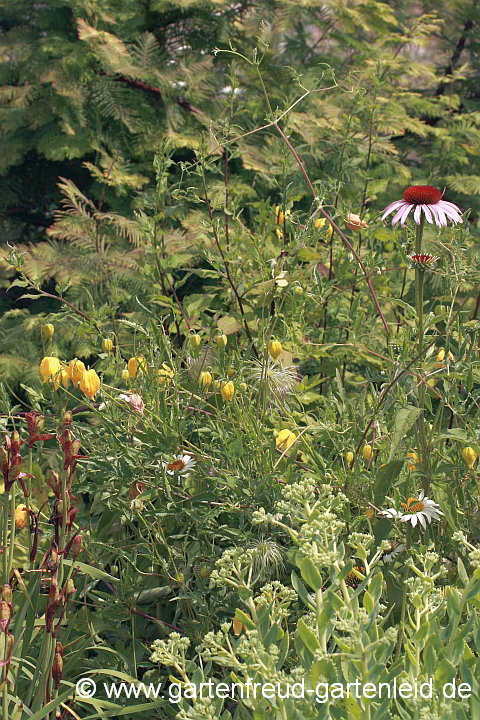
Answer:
128;481;144;500
215;334;227;349
326;224;333;241
1;585;12;604
122;367;130;381
407;451;418;471
276;429;296;452
436;348;445;365
199;371;213;389
42;323;55;340
0;601;11;631
275;206;285;225
15;505;28;531
363;444;373;462
220;381;235;402
52;652;63;688
239;382;248;392
102;338;113;353
345;213;368;231
71;534;84;560
268;339;282;360
227;366;236;378
294;286;303;295
315;218;326;229
345;451;354;468
189;334;201;349
463;447;477;469
59;367;69;389
65;579;75;598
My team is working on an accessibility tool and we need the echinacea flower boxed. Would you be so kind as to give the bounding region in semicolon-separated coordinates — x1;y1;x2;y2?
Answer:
344;566;365;589
380;492;443;529
382;185;462;227
408;254;439;269
163;454;196;475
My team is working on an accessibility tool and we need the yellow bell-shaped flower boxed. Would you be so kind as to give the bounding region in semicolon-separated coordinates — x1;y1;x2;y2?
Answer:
79;368;101;400
220;381;235;402
276;429;296;452
68;359;85;387
463;447;477;469
268;339;282;360
40;357;61;384
363;444;373;462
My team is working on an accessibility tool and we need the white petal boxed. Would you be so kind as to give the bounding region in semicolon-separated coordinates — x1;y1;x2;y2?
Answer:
411;515;418;527
399;204;414;225
418;513;426;529
391;203;409;225
429;204;442;226
422;205;433;223
381;200;404;220
435;205;448;226
413;205;422;224
439;203;463;223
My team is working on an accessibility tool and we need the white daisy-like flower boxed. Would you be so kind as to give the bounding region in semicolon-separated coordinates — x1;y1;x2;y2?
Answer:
163;454;196;475
381;185;463;227
379;492;443;530
381;543;406;564
399;492;443;529
378;507;402;521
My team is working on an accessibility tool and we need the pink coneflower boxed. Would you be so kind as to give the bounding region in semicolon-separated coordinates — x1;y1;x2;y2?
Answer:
382;186;463;227
408;254;439;269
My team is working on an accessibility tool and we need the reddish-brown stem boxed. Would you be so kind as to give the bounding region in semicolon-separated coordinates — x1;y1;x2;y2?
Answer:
274;123;389;337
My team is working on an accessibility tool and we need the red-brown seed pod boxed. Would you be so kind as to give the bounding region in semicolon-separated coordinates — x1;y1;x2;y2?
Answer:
1;585;12;604
0;600;11;632
52;652;64;687
71;534;84;560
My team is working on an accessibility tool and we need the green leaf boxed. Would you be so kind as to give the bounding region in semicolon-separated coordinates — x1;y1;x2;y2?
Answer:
388;406;421;461
62;560;120;583
298;557;323;591
297;617;320;654
373;460;404;506
291;571;316;609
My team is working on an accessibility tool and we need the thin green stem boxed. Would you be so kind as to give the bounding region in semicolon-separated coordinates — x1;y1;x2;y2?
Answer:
413;216;430;489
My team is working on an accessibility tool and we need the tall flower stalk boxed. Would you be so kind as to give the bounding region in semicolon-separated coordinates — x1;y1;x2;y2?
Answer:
382;185;463;490
414;215;429;486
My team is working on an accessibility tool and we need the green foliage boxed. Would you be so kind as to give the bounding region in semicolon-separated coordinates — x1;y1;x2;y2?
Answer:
0;1;480;718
